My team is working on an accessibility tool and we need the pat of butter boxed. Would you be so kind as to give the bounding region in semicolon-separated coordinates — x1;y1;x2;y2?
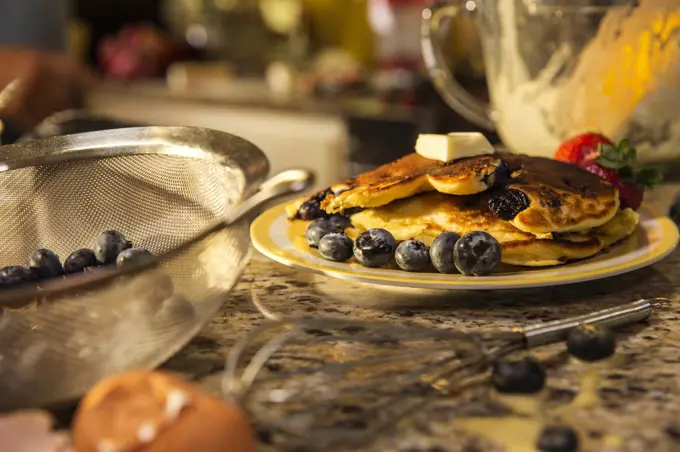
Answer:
415;132;494;162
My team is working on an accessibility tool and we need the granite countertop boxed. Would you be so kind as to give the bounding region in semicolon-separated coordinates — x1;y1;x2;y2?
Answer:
162;188;680;452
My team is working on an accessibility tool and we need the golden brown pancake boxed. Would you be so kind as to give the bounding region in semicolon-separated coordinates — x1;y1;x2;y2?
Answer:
347;192;637;267
286;153;503;219
286;152;619;234
488;153;620;235
286;153;508;220
322;153;503;213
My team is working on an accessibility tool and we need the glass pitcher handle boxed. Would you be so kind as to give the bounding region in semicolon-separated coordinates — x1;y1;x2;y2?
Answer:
421;2;495;130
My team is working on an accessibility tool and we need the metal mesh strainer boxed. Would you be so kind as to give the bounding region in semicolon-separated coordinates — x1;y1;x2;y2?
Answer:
0;126;309;411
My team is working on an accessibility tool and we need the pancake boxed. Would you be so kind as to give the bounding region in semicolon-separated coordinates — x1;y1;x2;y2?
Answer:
347;192;638;267
489;153;620;235
287;152;619;235
287;153;505;220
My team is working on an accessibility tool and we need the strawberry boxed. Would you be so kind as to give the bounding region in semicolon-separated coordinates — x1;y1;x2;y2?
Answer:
583;162;645;210
581;162;617;184
615;181;644;211
554;132;613;165
571;137;663;211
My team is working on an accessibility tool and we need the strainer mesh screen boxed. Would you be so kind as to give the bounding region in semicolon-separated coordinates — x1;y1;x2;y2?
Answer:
0;154;242;263
0;152;253;410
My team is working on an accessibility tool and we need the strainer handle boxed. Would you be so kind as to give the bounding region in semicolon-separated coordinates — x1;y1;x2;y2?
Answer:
224;169;315;225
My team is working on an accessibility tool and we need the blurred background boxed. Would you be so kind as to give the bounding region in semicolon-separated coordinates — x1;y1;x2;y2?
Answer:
3;0;678;190
2;0;494;191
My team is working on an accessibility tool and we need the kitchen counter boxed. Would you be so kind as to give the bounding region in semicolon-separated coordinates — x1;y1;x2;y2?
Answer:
162;187;680;452
90;80;434;123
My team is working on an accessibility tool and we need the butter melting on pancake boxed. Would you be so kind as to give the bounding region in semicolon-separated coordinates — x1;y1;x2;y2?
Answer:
319;153;504;214
489;153;620;235
348;192;637;267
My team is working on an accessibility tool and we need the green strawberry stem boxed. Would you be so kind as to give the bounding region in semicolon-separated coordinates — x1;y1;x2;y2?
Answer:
595;139;664;189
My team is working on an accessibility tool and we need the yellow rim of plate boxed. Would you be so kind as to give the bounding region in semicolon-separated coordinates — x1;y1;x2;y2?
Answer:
251;202;679;289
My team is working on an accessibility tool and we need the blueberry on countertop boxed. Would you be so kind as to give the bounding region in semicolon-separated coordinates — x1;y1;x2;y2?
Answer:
537;425;580;452
454;231;502;276
395;240;430;272
306;218;344;248
116;248;154;269
353;229;397;268
318;233;353;262
491;356;546;394
94;230;132;264
429;232;461;274
28;249;63;279
566;324;616;362
0;266;35;288
64;249;98;274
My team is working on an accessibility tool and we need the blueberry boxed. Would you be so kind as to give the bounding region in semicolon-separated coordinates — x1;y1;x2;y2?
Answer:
295;189;332;221
328;215;351;230
94;230;132;264
64;249;98;274
318;233;353;262
306;218;343;248
491;356;546;394
116;248;154;269
28;249;63;279
670;195;680;224
537;425;580;452
429;232;461;274
488;188;531;221
353;229;397;268
395;240;430;272
453;231;502;276
0;266;35;288
566;324;616;362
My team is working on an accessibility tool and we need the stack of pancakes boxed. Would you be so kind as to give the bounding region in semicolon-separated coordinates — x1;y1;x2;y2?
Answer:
286;152;639;267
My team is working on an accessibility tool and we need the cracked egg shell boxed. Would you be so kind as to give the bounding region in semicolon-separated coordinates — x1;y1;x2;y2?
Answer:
72;371;255;452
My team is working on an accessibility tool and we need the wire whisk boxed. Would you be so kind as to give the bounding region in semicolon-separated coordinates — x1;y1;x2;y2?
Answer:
223;298;669;449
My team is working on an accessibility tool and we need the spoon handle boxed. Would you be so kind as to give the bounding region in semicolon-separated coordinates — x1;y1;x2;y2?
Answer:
522;298;668;348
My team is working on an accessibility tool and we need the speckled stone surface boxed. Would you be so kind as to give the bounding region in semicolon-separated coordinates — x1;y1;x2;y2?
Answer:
162;187;680;452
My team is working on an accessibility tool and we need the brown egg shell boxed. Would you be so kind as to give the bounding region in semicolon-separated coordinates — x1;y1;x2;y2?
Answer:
72;370;255;452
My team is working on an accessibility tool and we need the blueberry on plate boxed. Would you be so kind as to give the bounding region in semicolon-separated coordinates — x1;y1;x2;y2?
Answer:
353;229;397;268
566;324;616;362
116;248;154;269
0;266;35;288
328;215;351;230
491;356;546;394
64;249;99;274
670;195;680;225
28;249;63;279
395;240;430;272
306;218;344;248
429;232;461;274
454;231;502;276
536;425;580;452
95;230;132;265
318;233;353;262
